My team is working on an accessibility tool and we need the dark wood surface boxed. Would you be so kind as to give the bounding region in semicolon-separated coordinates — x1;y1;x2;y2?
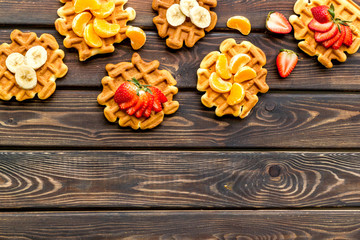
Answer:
0;0;359;239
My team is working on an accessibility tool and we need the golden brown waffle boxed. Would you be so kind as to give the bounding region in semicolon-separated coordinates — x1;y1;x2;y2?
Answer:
197;38;268;118
289;0;360;68
55;0;136;61
97;53;179;130
152;0;217;49
0;30;68;101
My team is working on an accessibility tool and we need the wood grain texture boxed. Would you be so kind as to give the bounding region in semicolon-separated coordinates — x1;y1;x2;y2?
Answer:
0;151;359;209
0;210;360;239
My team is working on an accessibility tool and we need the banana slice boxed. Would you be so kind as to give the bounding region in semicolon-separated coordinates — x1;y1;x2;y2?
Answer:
15;65;38;90
180;0;199;17
166;4;186;27
25;46;48;70
189;6;211;29
6;52;26;74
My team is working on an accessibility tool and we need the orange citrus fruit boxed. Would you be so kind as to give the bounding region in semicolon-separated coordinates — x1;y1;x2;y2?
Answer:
72;12;92;37
209;72;232;93
215;54;232;80
74;0;101;13
227;83;245;105
84;23;103;48
227;16;251;35
229;53;251;74
234;66;257;83
93;18;120;38
91;0;116;19
126;26;146;50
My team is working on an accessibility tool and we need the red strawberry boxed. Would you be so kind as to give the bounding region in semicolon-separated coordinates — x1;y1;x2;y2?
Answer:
343;25;353;47
314;23;338;42
276;49;298;78
150;87;168;112
135;92;151;118
266;12;292;34
143;92;155;118
322;26;341;48
127;90;146;116
308;19;334;32
119;95;138;110
114;81;137;105
332;24;346;49
311;5;332;23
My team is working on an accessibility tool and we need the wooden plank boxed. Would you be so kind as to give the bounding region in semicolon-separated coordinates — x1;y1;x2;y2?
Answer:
0;151;359;209
1;29;360;90
0;210;359;239
0;91;359;148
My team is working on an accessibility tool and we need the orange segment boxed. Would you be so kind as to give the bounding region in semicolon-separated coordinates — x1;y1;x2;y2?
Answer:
72;12;92;37
229;53;251;74
91;0;116;19
215;54;232;80
126;26;146;50
74;0;101;13
227;83;245;106
93;18;121;38
84;23;103;48
234;66;257;83
227;16;251;35
209;72;232;93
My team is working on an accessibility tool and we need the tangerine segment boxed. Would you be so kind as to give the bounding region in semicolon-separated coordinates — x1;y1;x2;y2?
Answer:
234;66;257;83
72;12;92;37
227;16;251;35
215;54;232;80
91;0;116;19
229;53;251;74
93;18;121;38
126;26;146;50
227;83;245;106
209;72;232;93
84;23;103;48
74;0;101;13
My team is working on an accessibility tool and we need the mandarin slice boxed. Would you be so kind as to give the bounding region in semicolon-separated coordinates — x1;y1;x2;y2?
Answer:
234;66;257;83
126;26;146;50
227;16;251;35
227;83;245;105
72;12;92;37
215;54;232;80
209;72;232;93
84;23;103;48
91;0;116;19
229;53;251;74
74;0;101;13
93;18;121;38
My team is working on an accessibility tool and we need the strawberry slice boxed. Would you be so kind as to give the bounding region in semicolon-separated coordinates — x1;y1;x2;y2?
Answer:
311;5;332;23
119;95;138;110
322;26;341;48
266;12;292;34
314;23;338;42
135;91;151;118
332;24;346;49
127;90;146;116
308;19;334;32
343;25;353;47
143;92;155;118
276;49;298;78
150;87;167;112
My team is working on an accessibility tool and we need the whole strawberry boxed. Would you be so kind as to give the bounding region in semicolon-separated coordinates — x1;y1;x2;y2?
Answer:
114;81;137;105
311;5;332;23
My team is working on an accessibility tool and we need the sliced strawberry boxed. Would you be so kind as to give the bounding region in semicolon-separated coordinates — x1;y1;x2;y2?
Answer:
308;19;334;32
143;92;155;118
311;5;332;23
135;92;151;118
343;25;353;47
276;49;298;78
332;24;346;49
127;90;146;116
314;23;338;42
322;26;341;48
119;95;139;110
114;81;137;104
266;12;292;34
150;87;167;112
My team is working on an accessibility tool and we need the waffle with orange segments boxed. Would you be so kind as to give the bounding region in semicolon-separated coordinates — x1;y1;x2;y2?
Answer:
152;0;217;49
97;53;179;130
197;38;269;119
289;0;360;68
55;0;136;61
0;30;68;101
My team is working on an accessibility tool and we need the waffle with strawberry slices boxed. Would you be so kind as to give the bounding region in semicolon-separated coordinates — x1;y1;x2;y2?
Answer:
97;53;179;130
289;0;360;68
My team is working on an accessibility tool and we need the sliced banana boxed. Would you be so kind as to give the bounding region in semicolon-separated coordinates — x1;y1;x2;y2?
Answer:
6;52;26;74
179;0;199;17
189;6;211;29
166;4;186;27
15;65;38;90
25;46;48;70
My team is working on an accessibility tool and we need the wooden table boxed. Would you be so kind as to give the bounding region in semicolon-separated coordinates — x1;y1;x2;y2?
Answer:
1;0;360;238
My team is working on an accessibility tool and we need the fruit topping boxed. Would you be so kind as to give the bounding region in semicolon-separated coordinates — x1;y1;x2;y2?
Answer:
72;12;92;38
93;18;121;38
209;72;232;93
25;46;48;70
84;23;103;48
179;0;199;17
150;86;168;112
308;19;334;33
234;66;257;83
321;27;341;48
15;65;38;90
215;54;232;80
5;52;26;74
166;4;186;27
91;0;116;19
74;0;101;13
343;25;353;47
311;5;332;23
189;6;211;29
276;49;298;78
126;26;146;50
227;83;245;106
229;53;251;74
227;16;251;35
314;23;338;42
266;11;292;34
331;24;346;49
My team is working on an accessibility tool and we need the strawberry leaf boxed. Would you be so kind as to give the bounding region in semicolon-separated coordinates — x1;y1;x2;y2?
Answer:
328;4;335;20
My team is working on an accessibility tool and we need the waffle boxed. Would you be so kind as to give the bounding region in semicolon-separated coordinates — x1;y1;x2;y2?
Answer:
197;38;268;118
152;0;217;49
55;0;136;61
0;30;68;101
97;53;179;130
289;0;360;68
